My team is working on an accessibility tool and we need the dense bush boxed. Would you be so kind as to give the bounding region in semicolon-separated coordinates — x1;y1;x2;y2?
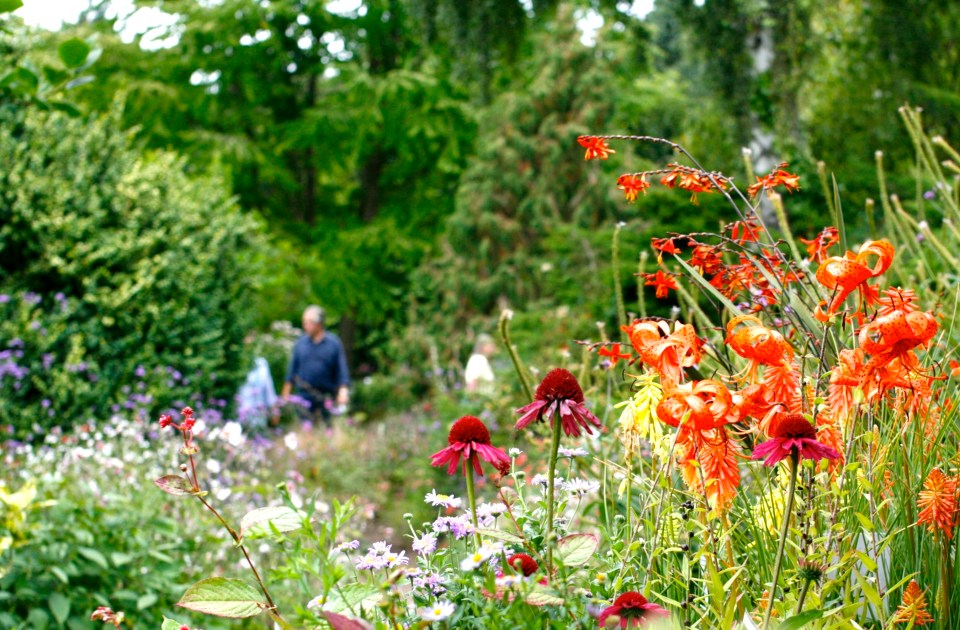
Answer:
0;106;262;433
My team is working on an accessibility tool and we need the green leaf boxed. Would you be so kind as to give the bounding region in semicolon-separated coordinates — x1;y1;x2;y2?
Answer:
136;592;158;610
239;506;303;539
161;617;185;630
49;592;70;625
176;577;267;618
524;583;564;607
674;255;742;317
320;584;382;614
776;609;825;630
0;0;23;13
58;39;91;69
111;552;134;566
50;566;69;584
77;547;108;569
475;527;525;545
855;570;883;611
154;475;194;496
556;533;598;567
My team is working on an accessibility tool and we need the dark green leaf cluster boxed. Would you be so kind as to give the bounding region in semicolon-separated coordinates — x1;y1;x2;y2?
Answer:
0;105;262;432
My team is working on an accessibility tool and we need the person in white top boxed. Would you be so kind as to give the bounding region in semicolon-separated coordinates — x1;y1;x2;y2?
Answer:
464;334;496;394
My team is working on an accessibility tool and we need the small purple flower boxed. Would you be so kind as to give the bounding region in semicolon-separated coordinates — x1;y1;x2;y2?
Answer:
41;399;51;408
135;365;146;378
22;292;40;306
0;294;9;303
924;190;936;200
42;354;55;370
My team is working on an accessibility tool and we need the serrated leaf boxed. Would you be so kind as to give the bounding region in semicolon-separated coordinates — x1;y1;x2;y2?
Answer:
240;506;303;538
58;39;90;68
176;577;266;618
556;533;598;567
49;592;70;625
524;584;564;607
154;475;194;496
776;609;824;630
475;528;525;545
0;0;23;14
324;611;369;630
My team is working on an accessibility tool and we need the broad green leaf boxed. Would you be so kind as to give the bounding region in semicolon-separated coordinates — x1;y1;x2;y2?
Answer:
176;577;266;618
239;506;303;538
321;584;381;614
777;609;825;630
855;571;883;612
154;475;194;496
49;592;70;625
556;533;598;567
162;617;185;630
0;0;23;13
77;547;108;569
136;593;158;610
475;527;525;545
50;566;68;584
524;584;564;607
58;39;90;68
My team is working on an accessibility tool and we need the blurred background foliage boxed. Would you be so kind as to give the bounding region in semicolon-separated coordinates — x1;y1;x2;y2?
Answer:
2;0;960;427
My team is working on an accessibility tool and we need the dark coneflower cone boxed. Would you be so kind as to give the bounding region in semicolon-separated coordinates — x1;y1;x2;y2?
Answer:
769;413;816;440
507;553;539;577
535;368;585;403
448;415;491;445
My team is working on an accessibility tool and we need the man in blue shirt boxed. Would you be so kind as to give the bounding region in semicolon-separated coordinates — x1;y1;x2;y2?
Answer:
281;305;350;425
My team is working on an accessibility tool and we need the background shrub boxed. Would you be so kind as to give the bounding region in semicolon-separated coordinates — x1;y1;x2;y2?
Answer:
0;106;262;434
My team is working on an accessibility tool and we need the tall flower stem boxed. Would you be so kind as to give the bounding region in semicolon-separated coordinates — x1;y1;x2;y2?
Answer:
545;413;563;574
763;450;799;630
464;459;481;550
499;310;534;401
795;578;812;614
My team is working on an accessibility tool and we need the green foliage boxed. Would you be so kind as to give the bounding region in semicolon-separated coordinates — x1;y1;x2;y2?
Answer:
0;106;261;432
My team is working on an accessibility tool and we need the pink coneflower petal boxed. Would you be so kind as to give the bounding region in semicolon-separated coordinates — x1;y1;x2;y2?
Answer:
515;400;548;431
430;416;509;477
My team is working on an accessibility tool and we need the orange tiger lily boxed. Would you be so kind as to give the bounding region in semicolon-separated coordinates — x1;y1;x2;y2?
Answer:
815;240;895;321
622;320;703;388
725;315;793;384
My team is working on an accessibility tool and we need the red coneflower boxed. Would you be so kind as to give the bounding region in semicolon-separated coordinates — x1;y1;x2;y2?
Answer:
506;553;539;577
515;368;602;438
597;591;669;628
752;413;841;467
430;416;509;477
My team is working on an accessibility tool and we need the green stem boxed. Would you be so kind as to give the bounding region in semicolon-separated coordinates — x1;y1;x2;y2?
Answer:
464;459;481;550
763;451;799;630
795;578;812;614
546;413;563;574
613;222;628;341
499;310;534;401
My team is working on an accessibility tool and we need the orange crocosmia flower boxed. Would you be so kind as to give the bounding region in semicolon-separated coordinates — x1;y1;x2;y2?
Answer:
656;379;737;431
798;226;840;263
727;219;765;244
598;343;632;367
892;580;935;626
660;169;682;189
617;174;649;202
651;236;683;256
577;135;615;161
815;240;895;320
677;172;723;205
622;320;703;388
877;287;919;316
689;244;724;276
644;270;678;299
747;163;801;198
917;468;958;539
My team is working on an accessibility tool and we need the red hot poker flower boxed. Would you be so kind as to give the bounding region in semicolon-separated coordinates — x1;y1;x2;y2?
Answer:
597;591;669;628
430;416;510;477
578;136;615;161
515;368;602;438
617;174;650;202
916;469;958;539
752;413;841;467
892;580;935;626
